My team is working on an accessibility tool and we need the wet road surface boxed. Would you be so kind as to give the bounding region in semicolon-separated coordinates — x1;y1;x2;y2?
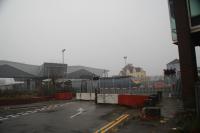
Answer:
0;101;127;133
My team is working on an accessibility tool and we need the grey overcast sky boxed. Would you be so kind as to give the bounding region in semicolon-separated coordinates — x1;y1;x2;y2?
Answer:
0;0;181;76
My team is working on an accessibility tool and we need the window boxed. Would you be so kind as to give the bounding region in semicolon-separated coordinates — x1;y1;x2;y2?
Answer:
188;0;200;27
168;0;178;42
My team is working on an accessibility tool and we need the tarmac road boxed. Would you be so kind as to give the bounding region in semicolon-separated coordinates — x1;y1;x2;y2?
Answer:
0;101;127;133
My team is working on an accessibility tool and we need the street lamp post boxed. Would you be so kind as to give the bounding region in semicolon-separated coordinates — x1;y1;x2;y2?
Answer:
62;49;66;88
124;56;127;66
62;49;66;64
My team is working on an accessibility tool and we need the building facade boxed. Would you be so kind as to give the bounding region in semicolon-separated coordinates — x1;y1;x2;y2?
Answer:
119;64;146;80
166;59;180;79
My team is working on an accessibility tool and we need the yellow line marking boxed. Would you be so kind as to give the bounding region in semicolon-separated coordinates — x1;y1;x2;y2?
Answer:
94;114;129;133
104;114;129;132
94;114;126;133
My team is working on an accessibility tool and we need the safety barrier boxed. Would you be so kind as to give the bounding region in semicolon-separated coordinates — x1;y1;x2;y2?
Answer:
76;93;95;100
76;93;153;108
54;92;73;100
97;94;149;107
118;94;149;107
97;94;118;104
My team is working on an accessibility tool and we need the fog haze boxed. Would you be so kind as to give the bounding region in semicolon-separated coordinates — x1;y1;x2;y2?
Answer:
0;0;180;76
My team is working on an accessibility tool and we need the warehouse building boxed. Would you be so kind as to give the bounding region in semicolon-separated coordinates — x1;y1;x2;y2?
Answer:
0;60;109;90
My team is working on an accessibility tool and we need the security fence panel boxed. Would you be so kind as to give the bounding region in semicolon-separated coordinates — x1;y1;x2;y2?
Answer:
72;76;182;99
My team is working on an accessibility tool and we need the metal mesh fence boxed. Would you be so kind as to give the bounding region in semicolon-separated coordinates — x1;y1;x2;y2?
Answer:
71;76;181;97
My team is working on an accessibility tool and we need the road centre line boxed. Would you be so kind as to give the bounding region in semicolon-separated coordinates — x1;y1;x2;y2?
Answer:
94;114;129;133
95;114;126;133
104;114;129;132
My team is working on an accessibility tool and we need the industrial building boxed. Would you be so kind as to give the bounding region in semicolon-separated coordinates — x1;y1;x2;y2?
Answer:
0;60;109;90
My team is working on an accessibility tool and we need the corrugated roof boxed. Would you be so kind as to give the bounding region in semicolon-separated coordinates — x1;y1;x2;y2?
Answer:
67;69;96;79
0;60;108;78
0;60;41;76
67;65;108;76
0;65;36;78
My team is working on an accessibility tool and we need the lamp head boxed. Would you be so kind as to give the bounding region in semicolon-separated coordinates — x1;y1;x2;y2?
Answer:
62;49;66;52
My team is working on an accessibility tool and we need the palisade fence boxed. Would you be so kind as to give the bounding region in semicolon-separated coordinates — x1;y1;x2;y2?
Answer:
72;76;134;93
72;77;182;98
99;88;168;95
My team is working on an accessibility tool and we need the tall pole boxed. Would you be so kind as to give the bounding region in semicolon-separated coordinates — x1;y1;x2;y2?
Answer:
62;49;66;87
124;56;127;66
62;49;66;64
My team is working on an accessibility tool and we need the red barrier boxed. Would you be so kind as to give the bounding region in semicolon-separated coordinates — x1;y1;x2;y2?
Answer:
118;95;149;107
54;92;73;100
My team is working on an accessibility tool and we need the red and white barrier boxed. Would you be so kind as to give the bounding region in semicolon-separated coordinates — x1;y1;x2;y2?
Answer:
97;94;118;104
118;94;149;107
76;93;149;107
55;92;73;100
76;93;95;100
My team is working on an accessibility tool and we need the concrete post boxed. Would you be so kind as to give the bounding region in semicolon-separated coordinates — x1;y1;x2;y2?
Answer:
174;0;198;109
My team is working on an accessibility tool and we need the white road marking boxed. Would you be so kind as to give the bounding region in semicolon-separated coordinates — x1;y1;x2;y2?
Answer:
70;112;82;118
6;115;14;118
26;111;35;113
0;103;69;121
70;108;85;119
31;110;37;113
17;113;24;115
35;109;41;112
59;105;64;107
10;115;20;118
21;112;29;116
0;117;8;121
40;108;46;111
